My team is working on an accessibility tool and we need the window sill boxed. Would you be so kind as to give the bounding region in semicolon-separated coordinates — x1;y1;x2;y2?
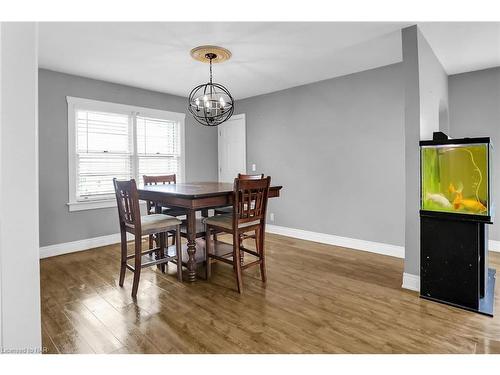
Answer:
67;199;148;212
67;199;118;212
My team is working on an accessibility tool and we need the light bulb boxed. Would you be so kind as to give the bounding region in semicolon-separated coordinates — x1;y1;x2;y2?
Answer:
205;100;210;108
203;95;208;102
219;97;226;108
195;98;200;106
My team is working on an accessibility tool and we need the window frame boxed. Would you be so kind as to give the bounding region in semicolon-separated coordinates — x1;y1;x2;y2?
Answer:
66;96;186;212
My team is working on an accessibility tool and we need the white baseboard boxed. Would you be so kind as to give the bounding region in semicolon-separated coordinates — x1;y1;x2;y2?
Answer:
39;232;133;259
265;224;405;259
41;225;404;261
39;225;500;264
402;272;420;292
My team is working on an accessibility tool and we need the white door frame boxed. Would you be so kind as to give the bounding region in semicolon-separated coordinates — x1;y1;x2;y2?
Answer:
218;113;246;182
0;22;41;352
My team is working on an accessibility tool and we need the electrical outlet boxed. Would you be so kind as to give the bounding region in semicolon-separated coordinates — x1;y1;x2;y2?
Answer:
269;213;275;222
251;163;256;172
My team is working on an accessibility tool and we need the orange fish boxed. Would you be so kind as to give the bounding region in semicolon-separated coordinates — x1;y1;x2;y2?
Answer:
448;182;463;195
452;192;487;213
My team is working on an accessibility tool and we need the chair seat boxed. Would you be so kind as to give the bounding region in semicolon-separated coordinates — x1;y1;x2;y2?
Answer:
127;214;181;235
204;214;260;231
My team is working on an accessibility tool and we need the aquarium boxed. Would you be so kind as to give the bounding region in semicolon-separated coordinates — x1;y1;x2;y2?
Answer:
420;139;491;217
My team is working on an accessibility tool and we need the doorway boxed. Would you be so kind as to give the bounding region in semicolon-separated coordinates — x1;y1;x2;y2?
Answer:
218;114;247;183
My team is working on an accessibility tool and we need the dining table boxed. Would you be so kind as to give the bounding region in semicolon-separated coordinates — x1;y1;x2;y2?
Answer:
137;181;283;282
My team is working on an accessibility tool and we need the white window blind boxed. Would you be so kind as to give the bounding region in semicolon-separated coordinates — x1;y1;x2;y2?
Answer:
67;97;185;211
76;110;132;200
136;115;181;186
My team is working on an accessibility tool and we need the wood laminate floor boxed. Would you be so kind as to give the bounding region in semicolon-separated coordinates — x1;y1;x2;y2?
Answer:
40;233;500;354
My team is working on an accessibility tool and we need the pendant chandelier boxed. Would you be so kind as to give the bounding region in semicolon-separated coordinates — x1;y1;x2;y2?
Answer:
188;46;234;127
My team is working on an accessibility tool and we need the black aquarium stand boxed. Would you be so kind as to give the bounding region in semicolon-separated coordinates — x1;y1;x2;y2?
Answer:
420;211;496;316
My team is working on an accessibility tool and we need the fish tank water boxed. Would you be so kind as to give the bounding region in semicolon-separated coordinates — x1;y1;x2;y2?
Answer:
420;139;491;217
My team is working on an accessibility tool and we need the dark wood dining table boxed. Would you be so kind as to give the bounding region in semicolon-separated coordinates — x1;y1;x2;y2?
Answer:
137;181;282;282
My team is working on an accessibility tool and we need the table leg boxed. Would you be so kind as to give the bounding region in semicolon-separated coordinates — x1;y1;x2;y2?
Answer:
186;208;197;282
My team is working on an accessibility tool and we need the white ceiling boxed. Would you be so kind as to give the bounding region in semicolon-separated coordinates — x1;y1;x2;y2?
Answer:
418;22;500;75
38;22;500;100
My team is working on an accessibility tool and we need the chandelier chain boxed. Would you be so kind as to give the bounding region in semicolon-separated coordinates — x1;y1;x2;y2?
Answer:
209;57;213;84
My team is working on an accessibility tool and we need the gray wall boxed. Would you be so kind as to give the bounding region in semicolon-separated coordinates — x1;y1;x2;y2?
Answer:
39;69;218;247
449;67;500;240
418;30;449;136
237;63;405;246
402;26;449;276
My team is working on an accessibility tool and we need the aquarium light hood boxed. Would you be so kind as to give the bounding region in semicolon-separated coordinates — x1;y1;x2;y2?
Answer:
420;132;490;147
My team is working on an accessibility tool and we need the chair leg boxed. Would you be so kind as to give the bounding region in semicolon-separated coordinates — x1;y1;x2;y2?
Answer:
234;233;243;293
171;230;176;246
257;226;267;283
254;231;259;254
131;236;142;298
148;234;154;255
158;232;166;273
175;227;183;282
205;226;212;279
119;228;127;287
239;233;244;266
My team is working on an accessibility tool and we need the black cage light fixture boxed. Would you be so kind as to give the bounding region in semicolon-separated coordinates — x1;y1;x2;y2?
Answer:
188;45;234;127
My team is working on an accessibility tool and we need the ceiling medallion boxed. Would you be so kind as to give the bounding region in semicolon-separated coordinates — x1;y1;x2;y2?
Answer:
188;45;234;127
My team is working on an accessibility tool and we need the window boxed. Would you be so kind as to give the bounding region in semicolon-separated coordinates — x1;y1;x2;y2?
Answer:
67;97;185;211
76;110;132;199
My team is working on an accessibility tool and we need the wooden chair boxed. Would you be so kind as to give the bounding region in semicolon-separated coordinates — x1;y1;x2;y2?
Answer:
113;178;183;298
204;176;271;293
143;174;186;248
214;173;264;263
214;173;264;215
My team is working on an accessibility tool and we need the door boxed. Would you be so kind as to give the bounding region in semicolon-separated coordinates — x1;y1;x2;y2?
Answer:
218;114;246;183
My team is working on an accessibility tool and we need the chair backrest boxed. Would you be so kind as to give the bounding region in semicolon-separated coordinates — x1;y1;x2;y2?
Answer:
143;174;177;213
113;178;141;232
233;176;271;224
238;173;264;180
143;174;177;185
